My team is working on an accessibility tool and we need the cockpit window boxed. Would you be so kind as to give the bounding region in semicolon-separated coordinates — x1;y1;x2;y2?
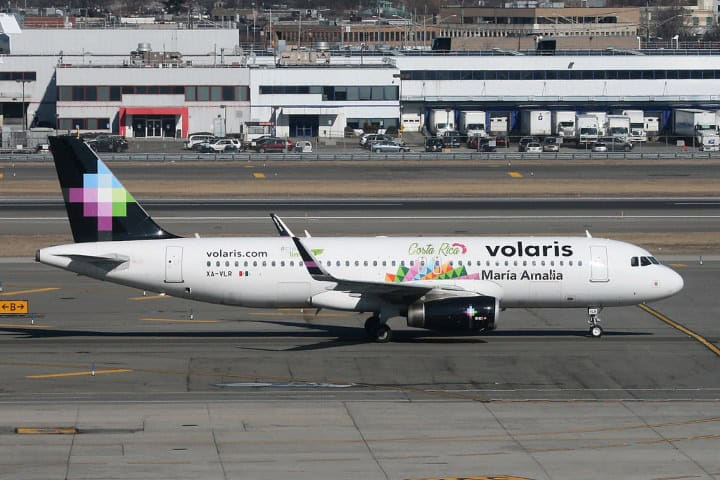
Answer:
632;256;659;267
649;257;659;265
640;256;651;266
631;257;639;267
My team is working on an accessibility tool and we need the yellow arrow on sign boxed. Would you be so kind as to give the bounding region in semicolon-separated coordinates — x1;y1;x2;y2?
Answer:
0;300;28;315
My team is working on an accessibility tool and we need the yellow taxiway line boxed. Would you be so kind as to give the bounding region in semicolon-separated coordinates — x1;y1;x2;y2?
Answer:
0;287;59;297
508;171;523;178
27;368;132;379
639;303;720;357
252;172;266;179
16;427;77;435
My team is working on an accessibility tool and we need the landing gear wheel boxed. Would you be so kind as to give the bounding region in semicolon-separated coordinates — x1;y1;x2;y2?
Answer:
590;325;603;338
364;316;380;336
373;324;392;343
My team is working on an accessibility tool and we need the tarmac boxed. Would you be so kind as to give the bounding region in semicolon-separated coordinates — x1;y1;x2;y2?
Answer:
0;258;718;479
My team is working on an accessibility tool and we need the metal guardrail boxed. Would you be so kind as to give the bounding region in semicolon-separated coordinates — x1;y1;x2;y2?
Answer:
3;151;720;162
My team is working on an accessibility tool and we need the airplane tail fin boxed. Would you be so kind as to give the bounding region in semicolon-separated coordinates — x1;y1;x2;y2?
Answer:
48;135;178;243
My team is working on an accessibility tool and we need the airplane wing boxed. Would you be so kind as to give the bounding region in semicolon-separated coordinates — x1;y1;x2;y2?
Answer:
288;229;493;302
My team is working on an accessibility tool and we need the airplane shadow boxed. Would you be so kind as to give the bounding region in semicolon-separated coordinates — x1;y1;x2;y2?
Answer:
0;319;651;352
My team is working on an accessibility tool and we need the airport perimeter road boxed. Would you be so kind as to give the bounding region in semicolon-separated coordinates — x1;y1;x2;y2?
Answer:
2;158;720;198
0;260;718;479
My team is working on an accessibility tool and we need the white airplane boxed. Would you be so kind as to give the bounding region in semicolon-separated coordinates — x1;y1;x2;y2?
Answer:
37;136;684;342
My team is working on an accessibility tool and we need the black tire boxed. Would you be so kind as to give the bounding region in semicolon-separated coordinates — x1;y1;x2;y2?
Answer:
364;316;380;336
374;324;392;343
590;325;603;338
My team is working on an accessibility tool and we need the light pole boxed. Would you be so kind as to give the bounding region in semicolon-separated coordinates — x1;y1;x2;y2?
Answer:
15;78;29;131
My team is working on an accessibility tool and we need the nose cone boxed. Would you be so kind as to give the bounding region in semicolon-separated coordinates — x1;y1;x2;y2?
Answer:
668;268;684;296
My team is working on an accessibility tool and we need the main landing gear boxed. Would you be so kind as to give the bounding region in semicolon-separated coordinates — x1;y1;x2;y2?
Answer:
365;315;392;343
588;307;603;338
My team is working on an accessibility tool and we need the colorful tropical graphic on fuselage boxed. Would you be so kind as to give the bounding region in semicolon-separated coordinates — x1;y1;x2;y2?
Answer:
385;260;479;283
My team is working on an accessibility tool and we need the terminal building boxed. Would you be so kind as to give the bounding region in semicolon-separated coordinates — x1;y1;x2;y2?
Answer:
2;25;720;140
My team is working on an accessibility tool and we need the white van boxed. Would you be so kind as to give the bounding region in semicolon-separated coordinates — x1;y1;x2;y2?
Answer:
185;134;215;150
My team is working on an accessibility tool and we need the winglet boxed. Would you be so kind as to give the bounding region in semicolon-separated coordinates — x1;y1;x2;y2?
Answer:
290;236;335;282
270;214;295;237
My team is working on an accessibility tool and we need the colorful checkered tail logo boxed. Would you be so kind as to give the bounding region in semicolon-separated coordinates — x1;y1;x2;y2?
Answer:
48;136;178;243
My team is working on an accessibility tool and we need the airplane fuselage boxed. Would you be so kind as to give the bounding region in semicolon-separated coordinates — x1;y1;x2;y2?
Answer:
38;235;683;311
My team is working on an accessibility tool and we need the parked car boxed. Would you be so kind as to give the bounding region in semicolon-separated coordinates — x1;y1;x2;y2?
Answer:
518;136;540;152
542;137;560;152
253;137;292;153
364;134;393;149
360;133;389;147
441;131;463;148
468;136;496;152
591;141;608;152
525;142;542;153
200;138;242;153
598;136;633;151
370;140;410;153
494;136;509;148
425;137;444;152
87;135;129;152
185;133;215;150
294;140;313;153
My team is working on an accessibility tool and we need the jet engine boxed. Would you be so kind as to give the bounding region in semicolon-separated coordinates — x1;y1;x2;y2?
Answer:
407;296;500;332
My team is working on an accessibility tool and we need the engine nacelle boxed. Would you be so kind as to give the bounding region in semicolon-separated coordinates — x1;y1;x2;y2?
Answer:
407;296;500;332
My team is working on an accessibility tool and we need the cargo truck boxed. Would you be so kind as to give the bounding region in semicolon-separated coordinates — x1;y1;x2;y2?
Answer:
520;110;551;137
458;111;487;138
673;108;717;146
489;115;509;135
428;109;455;136
605;115;631;139
575;114;599;146
618;110;647;142
551;111;576;141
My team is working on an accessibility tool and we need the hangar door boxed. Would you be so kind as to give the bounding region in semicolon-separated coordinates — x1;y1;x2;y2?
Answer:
165;246;184;283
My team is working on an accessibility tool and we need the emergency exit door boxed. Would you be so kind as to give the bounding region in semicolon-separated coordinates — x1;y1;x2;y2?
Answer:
165;246;184;283
589;246;609;283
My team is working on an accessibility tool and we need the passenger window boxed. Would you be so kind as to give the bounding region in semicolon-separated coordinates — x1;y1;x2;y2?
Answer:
382;261;387;267
206;261;211;267
235;261;239;267
262;261;266;267
244;261;248;267
641;257;651;266
281;261;285;267
216;261;220;267
355;261;360;267
504;261;508;266
410;261;414;266
523;261;527;267
364;261;368;267
373;260;377;267
392;261;396;267
578;261;583;266
299;261;304;267
336;261;341;267
253;261;257;267
290;261;294;266
271;261;276;267
346;261;350;266
569;261;573;266
631;257;639;267
225;261;230;267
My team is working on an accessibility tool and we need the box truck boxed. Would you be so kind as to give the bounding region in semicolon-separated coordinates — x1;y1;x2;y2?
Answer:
644;115;660;141
489;115;509;135
520;110;551;137
605;115;631;139
575;114;599;146
428;109;455;135
618;109;647;142
586;111;607;136
551;111;576;141
673;108;717;145
458;111;487;138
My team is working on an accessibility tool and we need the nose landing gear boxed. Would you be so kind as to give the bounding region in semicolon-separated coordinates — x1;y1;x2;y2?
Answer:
588;307;603;338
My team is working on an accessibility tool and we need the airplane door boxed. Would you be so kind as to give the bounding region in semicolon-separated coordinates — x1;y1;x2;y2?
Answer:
165;246;184;283
589;246;609;283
